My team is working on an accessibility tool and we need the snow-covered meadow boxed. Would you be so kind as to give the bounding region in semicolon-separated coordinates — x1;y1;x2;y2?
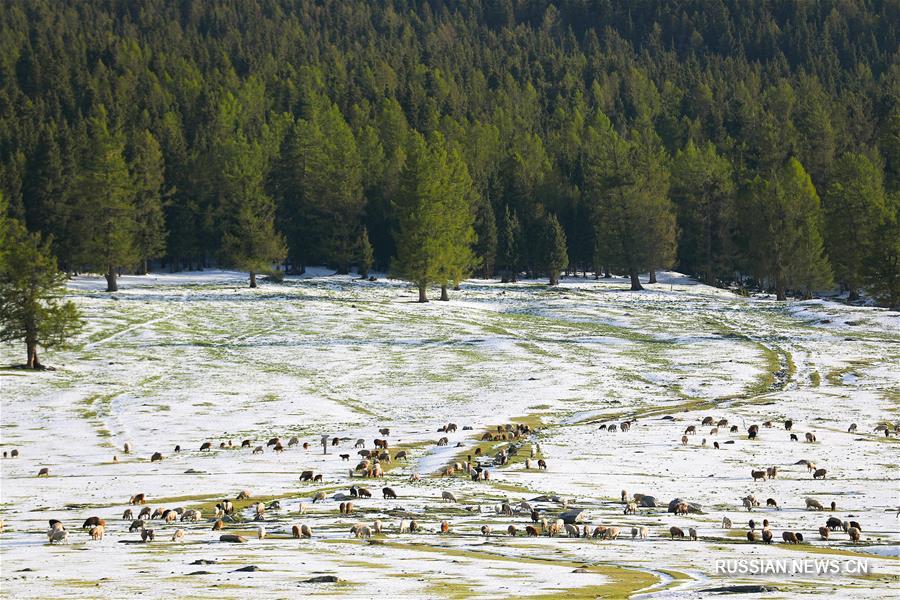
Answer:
1;270;898;598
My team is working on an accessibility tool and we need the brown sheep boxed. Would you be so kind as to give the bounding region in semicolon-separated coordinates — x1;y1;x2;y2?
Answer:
747;530;757;542
688;527;698;541
292;524;301;539
537;459;547;470
37;467;49;477
674;502;690;515
819;527;829;540
382;487;397;499
751;469;767;481
507;525;518;536
200;441;212;451
299;470;315;481
592;526;607;538
813;468;827;480
670;526;685;539
766;498;779;510
357;487;372;498
82;517;103;529
847;527;860;543
150;452;163;462
685;425;697;435
440;520;450;534
766;466;778;479
122;509;134;520
702;417;714;426
253;446;264;454
624;501;637;515
374;439;389;449
212;520;224;531
681;435;688;446
805;498;824;510
762;528;773;543
526;525;539;537
782;531;799;544
89;525;104;540
805;432;816;443
141;529;155;542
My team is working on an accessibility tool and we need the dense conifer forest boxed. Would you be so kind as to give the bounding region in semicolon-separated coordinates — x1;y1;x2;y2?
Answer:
1;0;898;305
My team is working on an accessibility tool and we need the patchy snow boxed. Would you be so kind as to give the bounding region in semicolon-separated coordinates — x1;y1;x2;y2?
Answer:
1;270;897;598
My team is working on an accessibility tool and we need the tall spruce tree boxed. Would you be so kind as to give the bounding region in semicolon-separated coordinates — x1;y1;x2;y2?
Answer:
862;192;900;308
585;114;676;290
740;158;832;300
498;205;521;283
544;213;568;286
129;130;167;275
73;107;136;291
0;197;82;368
822;153;888;300
670;141;735;285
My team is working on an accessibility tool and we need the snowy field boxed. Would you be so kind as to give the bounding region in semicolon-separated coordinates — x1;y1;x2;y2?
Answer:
1;270;898;598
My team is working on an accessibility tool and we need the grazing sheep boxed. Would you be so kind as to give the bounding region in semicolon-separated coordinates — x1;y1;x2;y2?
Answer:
624;502;637;515
141;529;155;542
717;419;728;427
790;433;798;441
766;466;778;479
688;527;697;541
561;523;577;537
806;462;817;473
813;468;827;480
526;525;539;537
685;425;696;435
762;529;773;544
751;469;767;481
172;529;185;542
710;427;718;435
537;459;547;470
507;525;518;537
805;432;816;443
722;517;732;529
848;423;857;433
714;441;720;449
805;498;824;510
212;520;224;531
181;509;201;522
165;511;177;524
819;527;829;540
782;531;799;544
845;520;862;532
742;495;759;511
604;526;620;540
440;520;450;534
669;526;685;539
150;452;163;462
236;489;252;500
481;525;493;537
681;435;688;446
312;491;326;503
702;417;714;426
382;487;397;499
299;524;312;538
253;446;264;454
766;498;779;510
48;526;68;544
129;493;146;505
122;509;134;521
674;502;690;515
592;526;607;538
266;438;280;447
219;534;246;543
89;525;104;540
826;517;843;530
730;425;739;433
784;419;793;430
200;441;212;451
288;437;300;447
82;517;103;529
847;527;860;543
747;530;757;542
138;507;151;520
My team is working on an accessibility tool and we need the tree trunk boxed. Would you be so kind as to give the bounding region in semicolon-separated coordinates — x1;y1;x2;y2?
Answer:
848;289;859;302
418;283;428;303
137;259;148;276
440;284;449;301
603;266;611;278
105;268;118;292
629;269;644;291
501;272;509;284
549;271;559;286
26;340;41;369
249;272;257;288
776;286;786;301
648;270;657;284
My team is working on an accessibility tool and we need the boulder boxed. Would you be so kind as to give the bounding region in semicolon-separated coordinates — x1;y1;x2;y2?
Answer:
559;509;585;525
304;575;339;583
667;498;702;514
638;496;657;508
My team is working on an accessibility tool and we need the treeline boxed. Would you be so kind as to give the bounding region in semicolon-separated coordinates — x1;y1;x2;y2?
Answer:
1;0;898;305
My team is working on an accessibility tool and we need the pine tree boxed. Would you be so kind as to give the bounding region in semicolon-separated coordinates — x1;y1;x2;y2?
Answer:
357;227;374;278
862;192;900;308
392;132;475;302
740;158;832;300
0;199;82;368
73;107;136;291
498;206;521;283
670;141;736;285
216;131;286;288
822;153;888;300
129;130;167;275
544;213;568;286
392;132;443;302
585;113;676;290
